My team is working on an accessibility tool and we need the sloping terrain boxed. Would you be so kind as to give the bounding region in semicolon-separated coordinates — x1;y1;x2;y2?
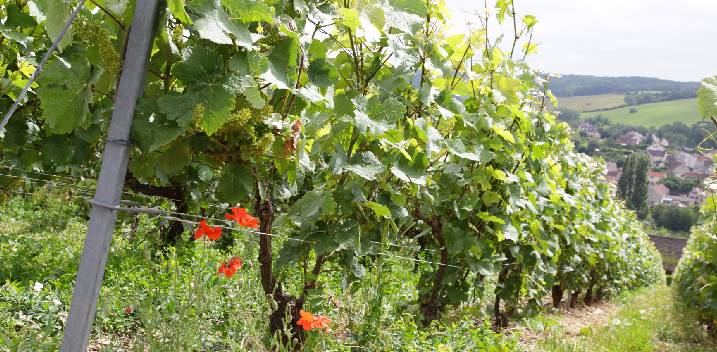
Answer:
581;99;701;127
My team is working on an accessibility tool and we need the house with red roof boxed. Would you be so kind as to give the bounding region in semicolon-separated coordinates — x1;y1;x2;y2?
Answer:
648;184;670;205
648;171;666;184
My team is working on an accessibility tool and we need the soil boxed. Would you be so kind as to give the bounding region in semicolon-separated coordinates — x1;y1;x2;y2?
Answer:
517;300;619;350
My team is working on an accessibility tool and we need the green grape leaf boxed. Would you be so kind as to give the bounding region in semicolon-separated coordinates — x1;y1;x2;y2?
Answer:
132;99;188;153
5;4;36;29
368;96;406;123
492;125;515;143
192;3;253;47
168;0;192;24
197;85;235;135
40;134;74;164
93;0;128;16
390;163;426;185
697;76;717;119
243;86;265;109
222;0;275;23
216;163;255;203
445;139;483;162
478;212;505;224
297;86;325;103
275;190;335;229
45;0;74;52
247;50;269;75
132;118;185;153
523;15;537;28
345;151;385;180
36;57;94;134
155;140;193;175
157;92;198;127
261;35;299;89
275;240;308;272
0;27;33;46
482;191;502;206
389;0;427;17
338;8;359;30
308;59;338;88
308;39;328;59
384;7;423;33
500;224;519;242
364;201;391;218
174;46;237;135
174;46;223;84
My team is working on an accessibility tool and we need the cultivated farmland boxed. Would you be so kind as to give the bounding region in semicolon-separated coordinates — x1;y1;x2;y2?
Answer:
558;93;627;112
581;98;701;127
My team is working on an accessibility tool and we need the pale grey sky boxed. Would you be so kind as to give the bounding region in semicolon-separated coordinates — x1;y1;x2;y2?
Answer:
444;0;717;82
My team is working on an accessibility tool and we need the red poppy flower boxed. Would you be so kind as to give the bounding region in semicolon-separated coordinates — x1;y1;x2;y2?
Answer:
313;315;331;331
296;310;331;332
124;305;134;315
218;256;243;278
194;219;222;241
225;207;260;229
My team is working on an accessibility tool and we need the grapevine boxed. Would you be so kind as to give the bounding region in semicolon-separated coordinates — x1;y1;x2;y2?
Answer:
0;0;665;346
673;76;717;337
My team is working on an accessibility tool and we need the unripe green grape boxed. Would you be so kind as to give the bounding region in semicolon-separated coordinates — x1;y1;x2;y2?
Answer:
211;103;280;157
171;24;185;48
75;19;122;75
192;104;205;130
256;133;274;153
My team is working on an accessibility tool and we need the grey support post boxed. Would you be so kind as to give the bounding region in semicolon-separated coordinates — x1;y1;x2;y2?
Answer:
60;1;160;351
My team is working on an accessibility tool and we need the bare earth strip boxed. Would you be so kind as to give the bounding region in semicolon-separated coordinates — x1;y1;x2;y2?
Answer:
518;285;717;352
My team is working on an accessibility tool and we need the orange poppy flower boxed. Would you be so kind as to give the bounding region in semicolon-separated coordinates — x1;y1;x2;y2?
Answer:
218;256;243;278
194;219;222;241
225;207;260;229
296;310;331;332
313;315;331;331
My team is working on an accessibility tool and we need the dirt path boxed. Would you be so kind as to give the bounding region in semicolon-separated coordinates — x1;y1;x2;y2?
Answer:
517;300;620;351
517;285;717;352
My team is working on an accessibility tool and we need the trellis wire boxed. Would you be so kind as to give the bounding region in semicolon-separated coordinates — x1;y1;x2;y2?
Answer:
1;166;438;253
0;164;224;213
0;164;85;183
2;182;460;268
0;175;145;208
0;163;260;215
0;171;98;192
4;189;459;269
0;0;88;132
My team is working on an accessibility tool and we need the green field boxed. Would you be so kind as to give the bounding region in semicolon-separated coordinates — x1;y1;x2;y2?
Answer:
581;98;701;127
558;93;627;112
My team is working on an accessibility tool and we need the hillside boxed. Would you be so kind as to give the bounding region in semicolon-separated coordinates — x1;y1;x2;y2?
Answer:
559;93;627;112
0;2;704;351
580;98;701;127
551;75;699;97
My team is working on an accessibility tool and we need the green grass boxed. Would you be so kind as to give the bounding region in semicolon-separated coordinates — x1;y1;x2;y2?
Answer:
581;99;701;127
558;94;627;112
535;285;717;352
4;192;713;352
0;192;517;351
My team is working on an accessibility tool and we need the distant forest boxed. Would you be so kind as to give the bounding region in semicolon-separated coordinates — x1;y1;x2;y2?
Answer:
550;75;699;98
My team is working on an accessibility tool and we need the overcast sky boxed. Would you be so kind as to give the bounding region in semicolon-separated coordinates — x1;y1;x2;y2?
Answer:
444;0;717;82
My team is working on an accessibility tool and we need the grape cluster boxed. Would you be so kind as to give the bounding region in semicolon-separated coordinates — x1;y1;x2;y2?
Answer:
171;24;185;49
191;104;205;130
213;103;274;157
75;19;122;75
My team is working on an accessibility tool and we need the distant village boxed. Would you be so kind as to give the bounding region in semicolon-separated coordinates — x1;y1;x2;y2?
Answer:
578;121;712;207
